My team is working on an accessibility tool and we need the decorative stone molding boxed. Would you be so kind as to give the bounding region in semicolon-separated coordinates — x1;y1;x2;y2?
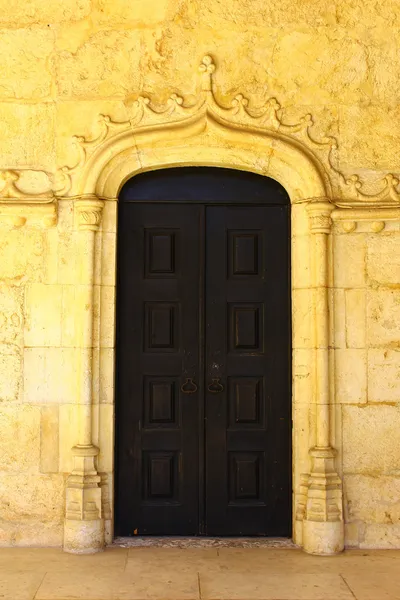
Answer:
74;197;105;231
64;195;105;554
332;208;400;233
51;55;399;209
0;170;57;227
301;199;344;555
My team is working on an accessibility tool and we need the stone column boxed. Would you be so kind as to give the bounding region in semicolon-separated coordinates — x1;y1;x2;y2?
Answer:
302;199;344;555
64;196;105;554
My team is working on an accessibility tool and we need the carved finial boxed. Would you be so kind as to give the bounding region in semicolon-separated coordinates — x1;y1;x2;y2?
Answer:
199;55;216;92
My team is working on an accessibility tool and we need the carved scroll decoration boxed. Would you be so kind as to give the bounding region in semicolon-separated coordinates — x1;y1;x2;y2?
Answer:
53;55;399;208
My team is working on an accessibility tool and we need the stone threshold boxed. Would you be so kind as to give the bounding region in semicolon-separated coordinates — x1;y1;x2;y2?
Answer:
113;536;297;548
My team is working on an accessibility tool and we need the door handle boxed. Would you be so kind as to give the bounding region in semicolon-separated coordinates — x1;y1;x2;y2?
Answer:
207;378;224;393
181;378;198;394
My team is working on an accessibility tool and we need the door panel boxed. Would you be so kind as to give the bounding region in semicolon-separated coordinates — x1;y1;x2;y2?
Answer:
205;206;291;536
116;197;291;538
115;203;201;536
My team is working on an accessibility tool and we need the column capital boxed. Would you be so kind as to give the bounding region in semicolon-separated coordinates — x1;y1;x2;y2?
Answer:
74;196;104;231
306;198;334;234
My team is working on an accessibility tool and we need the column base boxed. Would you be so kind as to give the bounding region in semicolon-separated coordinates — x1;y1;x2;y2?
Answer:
63;518;105;554
303;519;344;555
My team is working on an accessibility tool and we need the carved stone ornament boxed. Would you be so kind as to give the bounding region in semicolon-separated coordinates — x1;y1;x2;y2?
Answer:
0;169;57;227
74;198;105;231
51;55;400;209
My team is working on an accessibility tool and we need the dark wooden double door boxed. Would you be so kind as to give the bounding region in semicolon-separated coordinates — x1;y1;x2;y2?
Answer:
116;169;291;537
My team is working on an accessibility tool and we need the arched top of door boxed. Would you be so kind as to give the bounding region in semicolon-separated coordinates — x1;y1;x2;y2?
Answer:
119;167;290;205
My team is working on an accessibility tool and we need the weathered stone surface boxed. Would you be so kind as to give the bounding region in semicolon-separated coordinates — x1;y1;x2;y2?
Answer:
345;474;400;525
0;286;23;346
0;405;40;471
24;348;77;404
40;406;59;474
0;103;55;170
339;106;400;172
0;230;45;283
24;284;62;348
0;0;91;25
368;349;400;403
0;472;64;524
367;289;400;347
342;405;400;475
0;346;22;402
345;289;366;349
366;234;400;286
335;349;367;404
0;28;53;100
56;30;142;98
334;234;366;288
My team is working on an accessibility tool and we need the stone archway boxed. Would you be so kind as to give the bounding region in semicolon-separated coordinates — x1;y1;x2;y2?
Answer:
60;57;345;556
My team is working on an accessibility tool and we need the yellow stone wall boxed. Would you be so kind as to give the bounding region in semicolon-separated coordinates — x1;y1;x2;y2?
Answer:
0;0;400;549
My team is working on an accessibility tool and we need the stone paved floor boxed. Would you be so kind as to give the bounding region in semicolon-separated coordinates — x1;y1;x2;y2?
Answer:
0;546;400;600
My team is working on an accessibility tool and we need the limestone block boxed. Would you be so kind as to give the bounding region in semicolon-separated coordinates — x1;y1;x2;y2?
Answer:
367;234;400;285
100;233;117;287
95;286;116;349
291;204;309;238
57;231;80;286
344;521;364;548
339;106;400;171
345;289;366;349
293;402;316;480
40;406;59;474
362;524;400;549
367;289;400;347
93;348;114;404
334;234;366;288
24;348;77;404
24;284;62;348
0;405;40;471
292;348;313;406
56;30;141;98
195;0;337;28
0;229;45;283
0;519;63;547
337;0;400;29
344;474;400;525
0;345;22;402
292;289;313;349
98;404;114;473
0;285;23;345
61;285;94;347
291;235;310;289
0;0;91;25
342;405;400;474
59;404;80;473
333;289;346;349
335;349;367;404
368;348;400;403
102;201;117;234
0;103;55;170
270;29;368;106
93;0;170;25
0;28;53;100
0;472;64;522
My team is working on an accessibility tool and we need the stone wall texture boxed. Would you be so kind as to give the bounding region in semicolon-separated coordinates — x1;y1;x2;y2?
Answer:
0;0;399;549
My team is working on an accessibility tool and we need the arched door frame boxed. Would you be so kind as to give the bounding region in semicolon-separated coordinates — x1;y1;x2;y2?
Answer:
61;56;345;555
